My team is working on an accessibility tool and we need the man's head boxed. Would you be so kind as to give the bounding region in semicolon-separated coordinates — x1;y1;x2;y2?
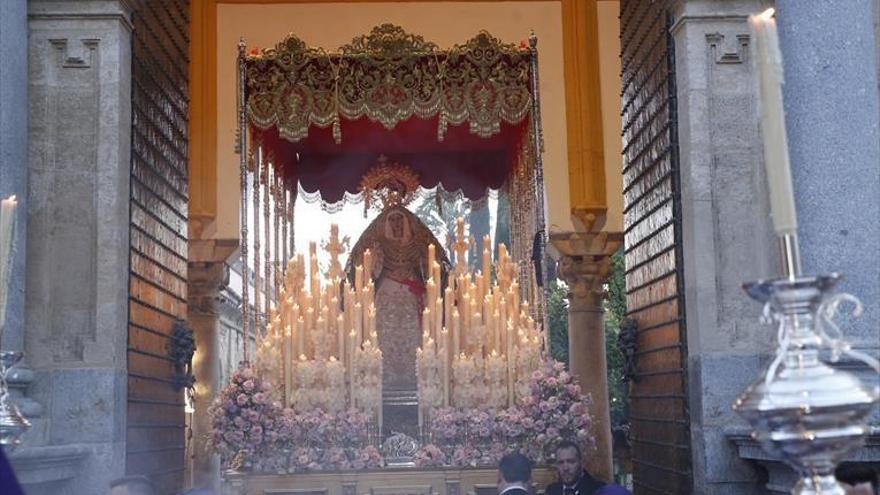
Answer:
109;476;156;495
554;440;583;485
836;464;878;495
498;452;532;489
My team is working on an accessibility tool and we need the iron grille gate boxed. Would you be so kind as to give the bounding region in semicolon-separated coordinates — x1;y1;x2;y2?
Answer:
620;1;692;493
127;1;190;493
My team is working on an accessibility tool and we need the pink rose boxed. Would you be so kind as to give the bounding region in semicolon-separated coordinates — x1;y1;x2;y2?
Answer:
236;394;248;406
243;379;255;391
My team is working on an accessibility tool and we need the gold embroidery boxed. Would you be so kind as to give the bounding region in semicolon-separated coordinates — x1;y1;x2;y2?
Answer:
245;25;532;144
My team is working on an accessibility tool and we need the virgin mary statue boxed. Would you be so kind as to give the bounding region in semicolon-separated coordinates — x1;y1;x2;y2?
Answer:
346;204;449;392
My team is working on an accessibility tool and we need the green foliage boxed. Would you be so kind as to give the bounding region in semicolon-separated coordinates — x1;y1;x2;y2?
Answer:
413;196;469;257
547;279;570;364
603;251;628;428
494;192;511;255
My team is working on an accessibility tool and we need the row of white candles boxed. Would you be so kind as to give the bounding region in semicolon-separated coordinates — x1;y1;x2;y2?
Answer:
256;231;382;416
417;217;545;424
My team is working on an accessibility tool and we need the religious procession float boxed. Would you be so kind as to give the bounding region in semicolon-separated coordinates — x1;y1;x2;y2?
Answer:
211;24;597;495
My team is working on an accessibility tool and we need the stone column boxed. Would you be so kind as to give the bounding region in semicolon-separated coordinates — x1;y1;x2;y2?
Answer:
15;2;133;493
551;230;621;483
776;1;880;345
670;1;783;493
0;0;42;423
188;238;236;492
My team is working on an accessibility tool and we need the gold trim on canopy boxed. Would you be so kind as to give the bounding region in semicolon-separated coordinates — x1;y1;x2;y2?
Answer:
244;24;533;143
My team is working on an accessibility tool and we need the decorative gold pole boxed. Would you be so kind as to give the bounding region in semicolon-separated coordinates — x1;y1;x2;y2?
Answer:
237;39;250;362
263;156;272;322
528;33;551;335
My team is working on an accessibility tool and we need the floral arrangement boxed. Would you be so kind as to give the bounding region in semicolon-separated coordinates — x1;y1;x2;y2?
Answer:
210;365;382;472
416;359;594;466
211;359;592;471
208;366;281;462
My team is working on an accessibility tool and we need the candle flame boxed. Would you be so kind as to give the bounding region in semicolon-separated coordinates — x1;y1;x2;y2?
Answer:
758;7;775;21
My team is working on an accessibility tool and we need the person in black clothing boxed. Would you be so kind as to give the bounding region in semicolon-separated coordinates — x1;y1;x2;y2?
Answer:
497;452;532;495
546;441;631;495
0;447;24;495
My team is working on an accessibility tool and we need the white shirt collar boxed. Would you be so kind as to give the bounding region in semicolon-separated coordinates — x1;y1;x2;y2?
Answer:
499;483;528;495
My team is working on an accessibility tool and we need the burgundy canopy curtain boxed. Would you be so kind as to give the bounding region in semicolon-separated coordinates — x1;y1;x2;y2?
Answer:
235;25;549;359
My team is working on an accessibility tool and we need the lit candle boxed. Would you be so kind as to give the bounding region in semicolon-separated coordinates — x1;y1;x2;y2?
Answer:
309;241;318;274
337;314;345;366
481;237;491;287
452;308;460;357
354;302;363;345
749;9;798;239
348;330;357;406
434;297;442;339
285;325;293;405
296;316;305;360
469;310;481;355
368;304;376;345
440;327;450;406
364;249;372;282
355;265;363;293
493;310;501;355
0;195;17;342
423;308;431;344
444;286;453;325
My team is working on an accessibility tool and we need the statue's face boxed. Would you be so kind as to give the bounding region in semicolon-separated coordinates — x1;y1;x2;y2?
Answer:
389;212;404;238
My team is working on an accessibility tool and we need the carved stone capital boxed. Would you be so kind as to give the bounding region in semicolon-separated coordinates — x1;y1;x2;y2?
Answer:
549;230;622;309
188;261;229;317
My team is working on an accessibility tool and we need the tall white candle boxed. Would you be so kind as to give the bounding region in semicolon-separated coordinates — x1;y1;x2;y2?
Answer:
285;326;293;405
0;195;17;341
337;314;345;363
452;308;460;357
749;8;798;237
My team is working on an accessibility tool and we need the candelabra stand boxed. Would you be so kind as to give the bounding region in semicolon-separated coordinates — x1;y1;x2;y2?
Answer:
0;350;31;448
733;274;879;495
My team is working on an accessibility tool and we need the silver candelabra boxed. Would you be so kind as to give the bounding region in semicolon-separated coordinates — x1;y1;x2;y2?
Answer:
733;270;879;494
0;350;31;448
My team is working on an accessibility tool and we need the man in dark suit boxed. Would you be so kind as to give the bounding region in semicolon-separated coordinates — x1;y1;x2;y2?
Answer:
497;453;533;495
546;441;631;495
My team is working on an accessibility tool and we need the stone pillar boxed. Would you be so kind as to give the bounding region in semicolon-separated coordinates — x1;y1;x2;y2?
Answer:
188;238;236;492
776;1;880;346
13;1;133;493
551;230;621;483
669;1;783;493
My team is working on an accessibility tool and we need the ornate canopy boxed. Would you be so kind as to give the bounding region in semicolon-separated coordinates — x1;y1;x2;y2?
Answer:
242;24;535;203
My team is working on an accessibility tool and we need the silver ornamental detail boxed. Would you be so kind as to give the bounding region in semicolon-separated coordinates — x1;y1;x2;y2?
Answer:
0;351;31;448
733;274;879;495
382;431;419;466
